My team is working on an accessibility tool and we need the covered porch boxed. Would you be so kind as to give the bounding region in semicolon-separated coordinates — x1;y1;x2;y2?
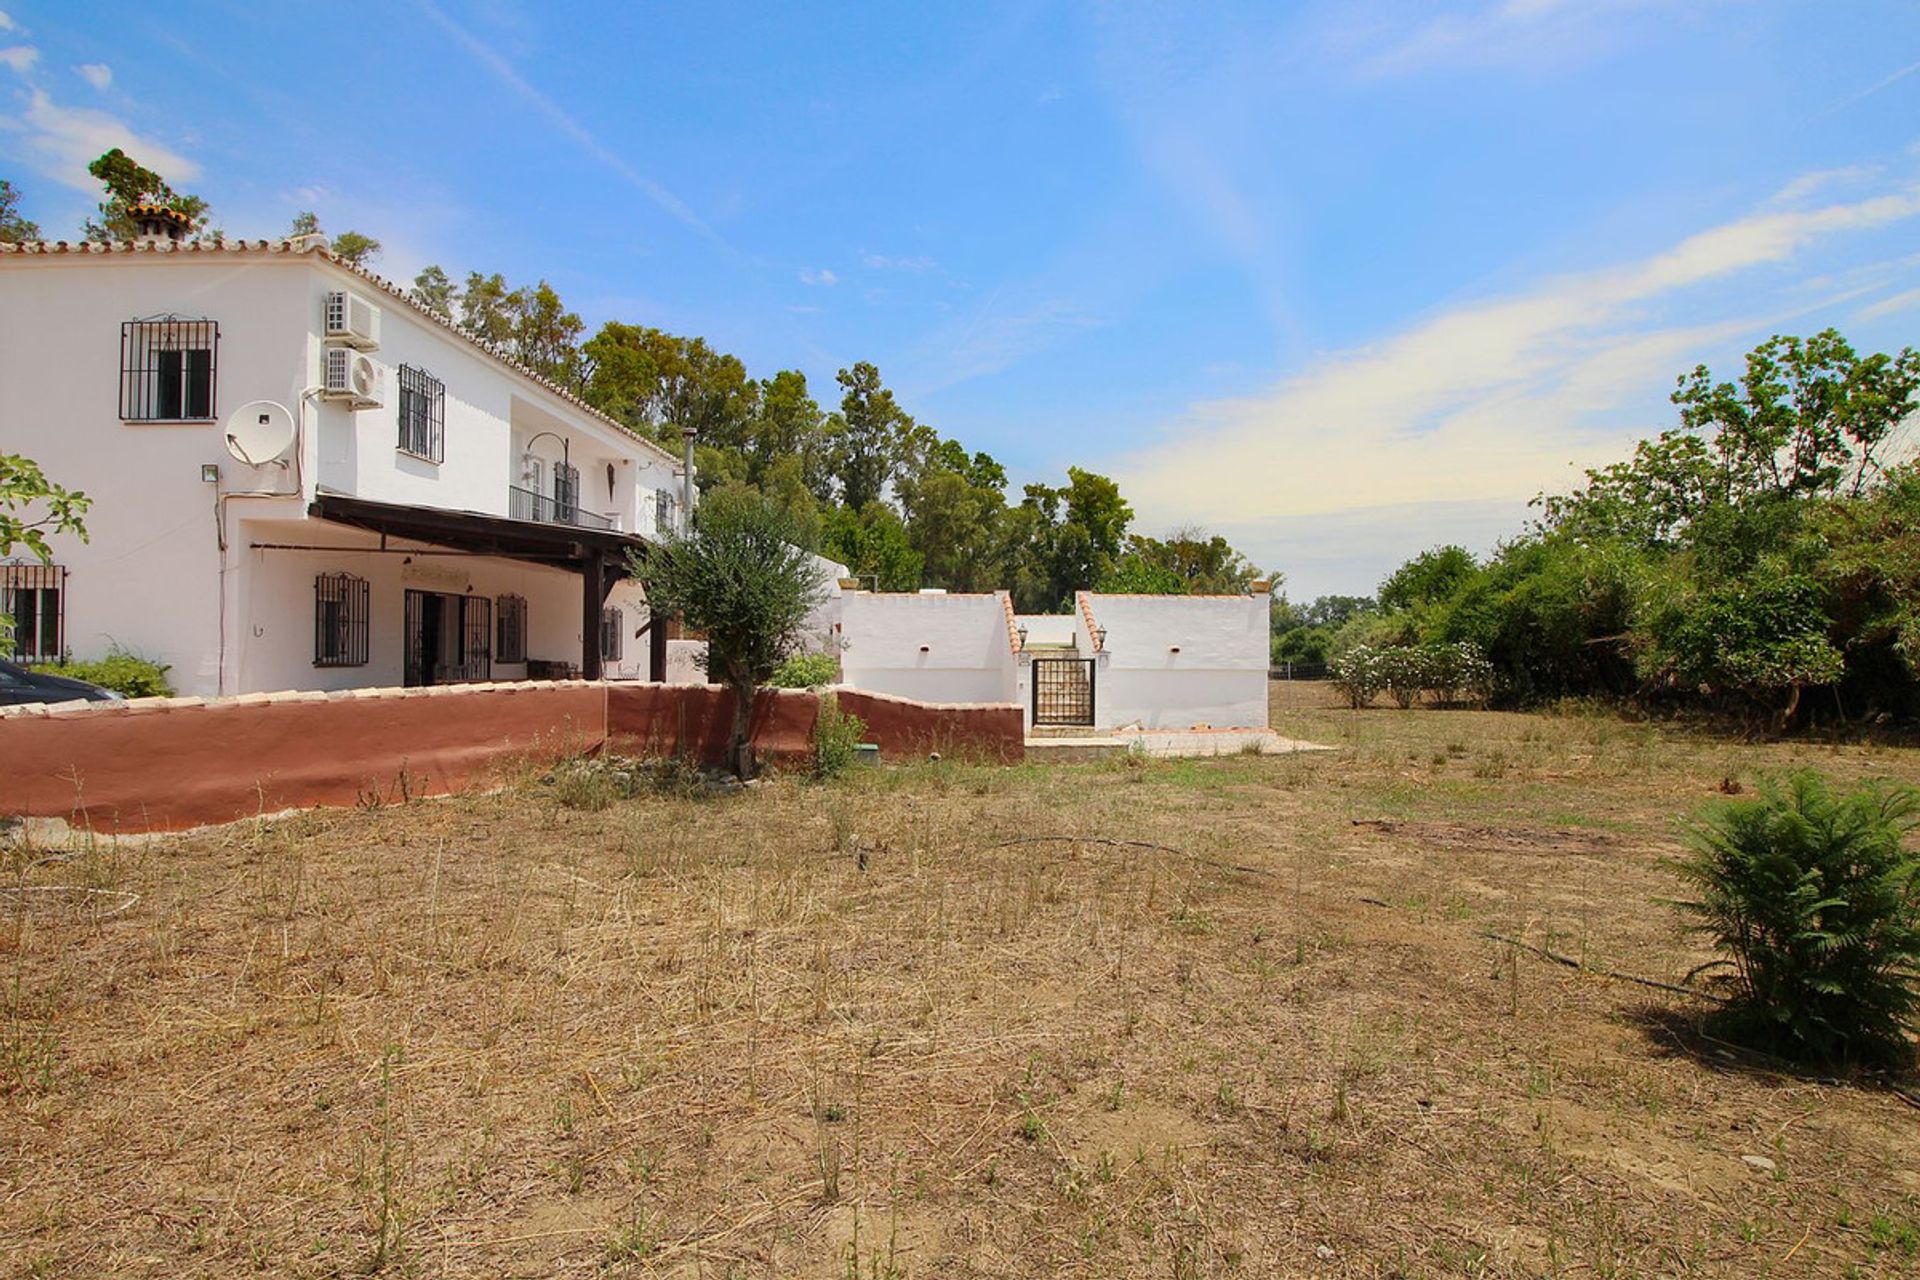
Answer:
305;493;667;682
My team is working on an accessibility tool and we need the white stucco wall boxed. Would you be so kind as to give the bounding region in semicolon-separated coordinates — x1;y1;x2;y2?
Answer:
1080;593;1271;729
0;248;675;694
837;592;1018;705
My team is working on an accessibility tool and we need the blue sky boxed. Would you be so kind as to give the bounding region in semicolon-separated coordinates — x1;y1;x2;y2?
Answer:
4;1;1919;598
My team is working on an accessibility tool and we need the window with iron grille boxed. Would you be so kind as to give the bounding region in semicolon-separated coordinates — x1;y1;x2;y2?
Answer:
554;461;581;523
654;490;677;536
396;364;445;461
2;562;65;662
496;593;528;663
120;317;218;421
314;573;370;667
600;606;623;662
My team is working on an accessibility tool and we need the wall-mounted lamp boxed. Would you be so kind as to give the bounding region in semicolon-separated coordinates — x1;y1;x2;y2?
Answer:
1093;627;1107;650
1016;625;1029;648
200;463;220;484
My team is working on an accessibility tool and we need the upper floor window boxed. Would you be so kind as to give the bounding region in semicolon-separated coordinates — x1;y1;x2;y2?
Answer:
655;490;678;537
120;317;217;421
314;573;370;667
2;562;64;662
496;593;528;663
396;365;445;462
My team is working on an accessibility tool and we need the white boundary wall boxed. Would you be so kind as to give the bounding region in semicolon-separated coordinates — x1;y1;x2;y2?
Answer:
838;592;1018;705
1082;592;1270;730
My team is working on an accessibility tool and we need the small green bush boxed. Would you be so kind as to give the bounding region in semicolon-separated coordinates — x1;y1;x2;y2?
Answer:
31;649;173;698
812;692;867;780
770;652;839;689
1670;770;1920;1067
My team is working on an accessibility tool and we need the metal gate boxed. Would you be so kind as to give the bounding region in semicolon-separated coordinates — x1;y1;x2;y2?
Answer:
1031;657;1095;727
404;590;492;686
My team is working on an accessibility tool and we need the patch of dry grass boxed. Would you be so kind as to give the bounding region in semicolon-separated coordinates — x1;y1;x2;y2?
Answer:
1;685;1917;1277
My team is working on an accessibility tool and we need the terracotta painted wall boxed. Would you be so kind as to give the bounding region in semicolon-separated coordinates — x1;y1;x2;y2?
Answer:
0;681;1024;833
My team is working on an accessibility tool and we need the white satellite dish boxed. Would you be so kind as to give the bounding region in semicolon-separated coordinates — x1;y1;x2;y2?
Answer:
223;400;297;467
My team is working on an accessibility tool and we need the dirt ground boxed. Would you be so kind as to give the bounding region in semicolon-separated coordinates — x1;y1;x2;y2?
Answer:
3;682;1919;1278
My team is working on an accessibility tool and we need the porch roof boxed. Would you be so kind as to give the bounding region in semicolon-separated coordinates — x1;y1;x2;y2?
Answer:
308;492;652;574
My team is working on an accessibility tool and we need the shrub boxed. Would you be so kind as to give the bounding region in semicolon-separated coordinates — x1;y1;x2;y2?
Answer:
811;692;867;779
770;652;839;689
32;648;173;698
1330;645;1388;708
1376;646;1427;709
1669;771;1920;1067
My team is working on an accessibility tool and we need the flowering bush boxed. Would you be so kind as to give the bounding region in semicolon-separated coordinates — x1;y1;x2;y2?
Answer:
1329;642;1491;709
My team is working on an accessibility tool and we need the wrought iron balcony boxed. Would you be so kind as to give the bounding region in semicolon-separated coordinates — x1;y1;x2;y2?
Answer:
507;485;619;531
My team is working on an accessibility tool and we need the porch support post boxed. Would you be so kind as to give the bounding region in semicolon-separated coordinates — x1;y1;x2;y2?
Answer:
649;607;669;682
581;548;605;680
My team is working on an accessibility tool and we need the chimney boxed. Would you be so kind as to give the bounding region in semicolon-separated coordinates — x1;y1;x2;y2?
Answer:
129;201;191;246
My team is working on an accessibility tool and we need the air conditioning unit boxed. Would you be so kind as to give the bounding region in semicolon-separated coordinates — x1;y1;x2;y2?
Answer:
323;290;381;350
323;347;386;409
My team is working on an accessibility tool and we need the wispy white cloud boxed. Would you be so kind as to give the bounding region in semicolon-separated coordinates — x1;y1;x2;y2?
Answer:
1822;56;1920;117
862;251;937;272
0;43;36;73
799;267;838;286
1857;286;1920;323
0;11;16;33
3;86;200;191
1352;0;1665;79
413;0;726;252
73;62;110;91
911;295;1103;392
1108;169;1920;581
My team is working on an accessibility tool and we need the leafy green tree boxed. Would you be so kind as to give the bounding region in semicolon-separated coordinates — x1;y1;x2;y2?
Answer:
830;362;914;510
1101;527;1260;595
459;272;524;345
329;230;382;268
1379;545;1478;612
1;178;41;243
1541;331;1920;544
409;265;457;320
512;281;584;387
821;502;922;591
635;491;825;778
2;455;89;651
749;370;832;494
1643;572;1843;728
83;148;208;242
582;324;756;456
1;454;90;563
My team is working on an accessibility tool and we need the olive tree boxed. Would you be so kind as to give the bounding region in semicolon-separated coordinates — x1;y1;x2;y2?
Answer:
633;491;823;778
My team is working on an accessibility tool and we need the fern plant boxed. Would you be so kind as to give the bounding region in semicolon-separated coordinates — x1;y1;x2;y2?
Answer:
1670;771;1920;1067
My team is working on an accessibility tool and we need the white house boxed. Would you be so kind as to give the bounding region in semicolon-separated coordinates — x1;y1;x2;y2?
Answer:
0;210;689;696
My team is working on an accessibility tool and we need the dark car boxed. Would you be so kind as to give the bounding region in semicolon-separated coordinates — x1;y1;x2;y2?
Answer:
0;658;123;707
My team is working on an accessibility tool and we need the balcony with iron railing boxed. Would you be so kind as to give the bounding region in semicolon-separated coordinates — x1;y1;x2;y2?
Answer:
507;485;619;531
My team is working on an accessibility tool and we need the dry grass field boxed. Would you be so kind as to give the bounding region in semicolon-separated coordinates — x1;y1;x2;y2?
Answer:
4;683;1920;1278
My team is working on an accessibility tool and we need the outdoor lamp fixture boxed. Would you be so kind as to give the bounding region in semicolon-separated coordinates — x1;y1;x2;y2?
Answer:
523;429;570;469
1016;624;1029;649
1093;627;1107;649
199;463;220;484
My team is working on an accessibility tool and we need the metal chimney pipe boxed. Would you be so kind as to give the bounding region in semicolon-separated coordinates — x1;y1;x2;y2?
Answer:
680;425;696;527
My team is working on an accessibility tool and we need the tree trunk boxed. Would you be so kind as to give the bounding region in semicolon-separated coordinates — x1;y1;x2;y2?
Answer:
728;675;757;779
